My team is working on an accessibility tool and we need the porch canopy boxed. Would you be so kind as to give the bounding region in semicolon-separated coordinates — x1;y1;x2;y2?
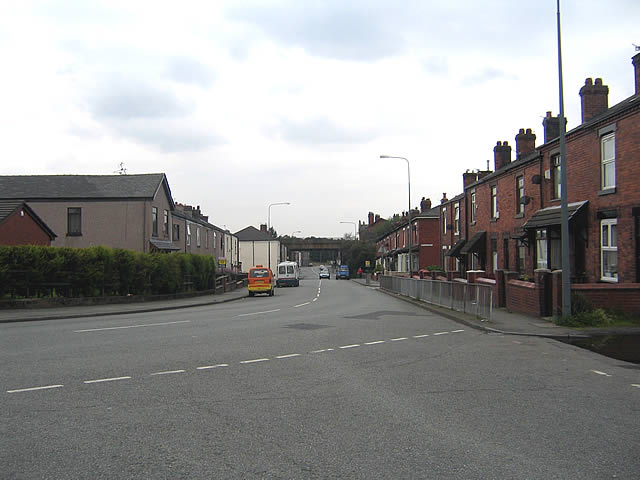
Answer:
459;231;486;255
150;238;181;252
522;201;588;230
446;238;467;257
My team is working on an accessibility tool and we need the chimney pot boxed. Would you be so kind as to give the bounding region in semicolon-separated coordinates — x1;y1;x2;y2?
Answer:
515;127;536;159
493;140;512;170
632;53;640;95
580;76;609;123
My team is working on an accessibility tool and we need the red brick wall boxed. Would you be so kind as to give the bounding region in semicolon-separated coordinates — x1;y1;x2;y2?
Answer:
506;279;542;316
0;210;52;246
572;283;640;314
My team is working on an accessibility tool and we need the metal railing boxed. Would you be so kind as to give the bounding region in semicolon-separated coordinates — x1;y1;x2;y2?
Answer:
380;276;492;321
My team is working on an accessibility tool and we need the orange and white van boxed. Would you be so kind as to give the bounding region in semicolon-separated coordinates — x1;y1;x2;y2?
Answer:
248;265;275;297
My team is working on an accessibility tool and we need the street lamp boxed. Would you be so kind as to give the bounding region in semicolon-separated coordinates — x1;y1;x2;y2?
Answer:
268;202;290;271
380;155;412;275
340;221;357;240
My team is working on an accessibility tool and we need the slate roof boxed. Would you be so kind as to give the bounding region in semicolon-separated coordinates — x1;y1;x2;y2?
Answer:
0;174;172;204
0;200;57;239
234;226;273;242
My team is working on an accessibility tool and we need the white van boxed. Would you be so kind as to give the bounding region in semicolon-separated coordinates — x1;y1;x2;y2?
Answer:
276;261;300;287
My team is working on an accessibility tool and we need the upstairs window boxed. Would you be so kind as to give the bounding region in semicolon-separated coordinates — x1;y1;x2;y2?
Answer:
601;133;615;190
454;203;460;234
186;224;191;246
490;186;498;219
516;176;525;215
173;224;180;240
601;219;617;281
196;227;201;247
552;155;561;200
470;190;477;223
442;207;447;234
163;210;169;235
67;207;82;236
152;207;158;236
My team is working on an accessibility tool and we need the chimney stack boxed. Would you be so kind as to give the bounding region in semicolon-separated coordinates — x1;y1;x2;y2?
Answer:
420;197;432;212
440;193;448;204
374;214;380;222
260;224;267;233
515;128;536;159
463;170;478;189
368;212;374;225
580;78;609;123
493;141;512;170
633;53;640;95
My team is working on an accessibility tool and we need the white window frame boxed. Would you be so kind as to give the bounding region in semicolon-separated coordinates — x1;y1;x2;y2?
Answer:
552;154;561;200
600;218;618;282
196;227;201;247
536;229;548;269
186;224;192;246
454;203;460;235
490;185;498;219
442;207;447;234
516;176;524;214
601;133;615;190
470;190;477;223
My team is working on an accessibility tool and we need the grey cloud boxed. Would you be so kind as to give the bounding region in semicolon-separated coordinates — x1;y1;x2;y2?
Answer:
461;67;518;87
167;57;215;88
226;1;406;61
89;77;193;119
270;117;376;145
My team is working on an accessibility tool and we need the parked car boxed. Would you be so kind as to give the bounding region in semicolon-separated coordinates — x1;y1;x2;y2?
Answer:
248;265;274;297
277;261;300;287
336;265;350;279
319;266;330;279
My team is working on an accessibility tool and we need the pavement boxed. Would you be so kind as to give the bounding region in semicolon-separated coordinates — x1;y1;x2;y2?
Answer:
1;276;637;339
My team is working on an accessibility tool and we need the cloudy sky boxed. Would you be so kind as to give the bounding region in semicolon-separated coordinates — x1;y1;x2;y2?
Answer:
1;1;638;238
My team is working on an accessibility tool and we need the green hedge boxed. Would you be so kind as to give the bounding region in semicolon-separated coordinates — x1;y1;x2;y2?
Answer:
0;245;216;298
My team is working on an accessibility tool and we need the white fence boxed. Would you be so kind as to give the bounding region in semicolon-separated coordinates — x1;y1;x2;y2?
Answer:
380;276;493;321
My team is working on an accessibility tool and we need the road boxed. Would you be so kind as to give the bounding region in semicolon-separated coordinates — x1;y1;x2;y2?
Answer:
2;267;639;479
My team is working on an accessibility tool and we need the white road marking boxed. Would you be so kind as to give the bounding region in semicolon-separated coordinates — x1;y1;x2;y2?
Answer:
74;320;190;333
84;376;131;384
7;384;64;393
240;358;270;364
294;302;310;308
631;384;640;388
197;364;229;370
364;340;385;345
451;329;465;333
312;298;318;302
590;370;612;377
150;370;185;376
339;344;360;349
413;334;430;338
433;332;449;336
238;309;280;317
391;337;408;341
311;348;333;353
275;354;301;359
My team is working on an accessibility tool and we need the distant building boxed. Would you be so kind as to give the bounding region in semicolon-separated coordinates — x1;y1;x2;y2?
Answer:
235;224;281;273
0;200;56;246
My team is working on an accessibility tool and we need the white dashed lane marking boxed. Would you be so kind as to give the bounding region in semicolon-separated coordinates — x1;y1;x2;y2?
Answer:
7;384;64;393
84;376;131;384
433;332;449;336
74;320;190;333
391;337;408;341
339;344;360;349
364;340;385;345
240;358;270;364
294;302;310;307
413;334;430;338
238;309;281;317
150;370;185;376
590;370;612;377
197;364;229;370
632;384;640;389
276;354;301;359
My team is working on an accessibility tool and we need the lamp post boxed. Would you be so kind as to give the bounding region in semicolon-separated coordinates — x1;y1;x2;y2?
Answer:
268;202;290;272
380;155;412;275
340;221;357;240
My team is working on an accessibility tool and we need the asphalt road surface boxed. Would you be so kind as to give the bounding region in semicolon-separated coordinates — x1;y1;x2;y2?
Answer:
2;267;639;479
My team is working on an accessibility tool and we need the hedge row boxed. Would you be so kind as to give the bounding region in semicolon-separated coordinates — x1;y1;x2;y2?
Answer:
0;245;217;298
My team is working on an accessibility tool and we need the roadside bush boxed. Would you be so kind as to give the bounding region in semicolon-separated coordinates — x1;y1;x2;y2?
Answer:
0;245;216;299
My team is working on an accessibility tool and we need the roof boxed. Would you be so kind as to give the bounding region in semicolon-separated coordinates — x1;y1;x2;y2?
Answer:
0;200;57;239
149;238;181;251
0;174;173;206
446;238;467;257
460;230;486;255
523;201;588;230
234;226;274;242
376;206;441;242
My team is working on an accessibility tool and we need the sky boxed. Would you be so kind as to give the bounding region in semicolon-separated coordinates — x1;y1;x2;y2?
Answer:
1;1;638;238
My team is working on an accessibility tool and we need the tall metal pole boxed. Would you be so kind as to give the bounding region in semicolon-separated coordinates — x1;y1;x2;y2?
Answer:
268;202;290;272
380;156;412;275
340;221;357;240
557;0;572;317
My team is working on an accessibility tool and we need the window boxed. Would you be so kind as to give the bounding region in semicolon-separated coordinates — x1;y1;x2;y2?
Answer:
152;207;158;236
516;240;526;273
601;133;615;190
163;210;169;235
491;238;498;272
67;207;82;236
173;224;180;240
186;224;191;246
205;229;209;248
196;227;201;247
454;203;460;234
490;186;498;218
601;219;617;281
552;155;561;200
442;207;447;234
536;229;548;269
516;176;524;214
470;190;477;223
